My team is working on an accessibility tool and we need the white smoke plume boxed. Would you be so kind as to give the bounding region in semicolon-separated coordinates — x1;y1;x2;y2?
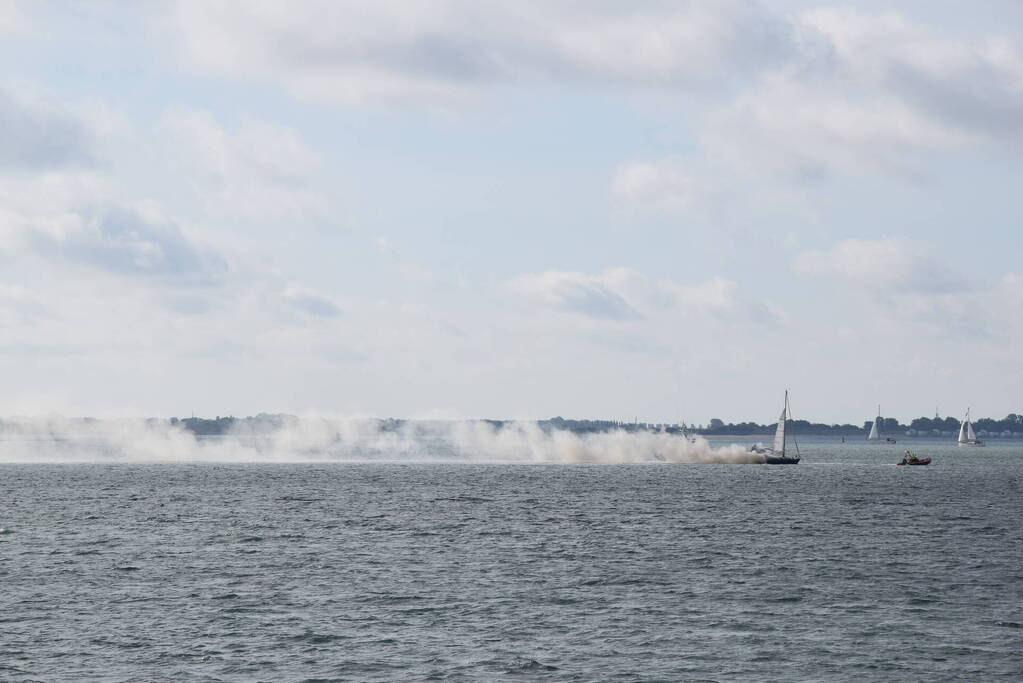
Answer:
449;421;761;463
0;416;765;464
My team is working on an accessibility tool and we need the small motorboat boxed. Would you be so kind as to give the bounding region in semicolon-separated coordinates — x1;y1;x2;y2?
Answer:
897;450;930;466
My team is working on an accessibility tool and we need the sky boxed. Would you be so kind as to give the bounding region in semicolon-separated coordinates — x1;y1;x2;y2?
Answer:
0;1;1021;424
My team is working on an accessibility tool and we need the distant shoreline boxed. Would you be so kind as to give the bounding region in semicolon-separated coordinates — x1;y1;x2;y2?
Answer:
3;413;1022;441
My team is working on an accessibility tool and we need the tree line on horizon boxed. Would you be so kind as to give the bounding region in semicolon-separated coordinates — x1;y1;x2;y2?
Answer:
50;412;1021;438
692;413;1023;436
535;414;1023;437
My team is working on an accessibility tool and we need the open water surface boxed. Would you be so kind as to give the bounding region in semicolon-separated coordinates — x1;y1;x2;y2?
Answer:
2;442;1022;681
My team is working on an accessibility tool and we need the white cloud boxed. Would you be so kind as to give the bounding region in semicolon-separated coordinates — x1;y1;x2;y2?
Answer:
799;8;1023;146
506;267;768;323
162;109;326;221
704;71;976;181
282;284;343;318
1000;273;1023;302
0;0;26;35
0;283;48;327
507;269;642;321
793;237;966;293
25;203;228;283
612;161;704;212
668;276;740;315
173;0;792;107
0;88;96;170
680;8;1023;184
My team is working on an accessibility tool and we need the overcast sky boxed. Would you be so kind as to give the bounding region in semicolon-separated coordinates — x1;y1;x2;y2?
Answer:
1;1;1021;423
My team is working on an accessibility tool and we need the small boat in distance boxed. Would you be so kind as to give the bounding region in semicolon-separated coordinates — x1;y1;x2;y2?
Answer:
958;408;985;447
897;449;931;466
750;391;800;464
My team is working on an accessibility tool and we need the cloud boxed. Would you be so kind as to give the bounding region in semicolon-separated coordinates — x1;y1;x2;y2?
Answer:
173;0;793;106
26;204;227;283
703;71;975;181
897;289;993;340
612;161;704;212
0;88;96;170
647;8;1023;184
702;8;1022;182
668;276;740;314
282;284;343;318
172;2;1023;190
507;269;642;321
506;267;769;323
162;109;325;221
0;283;48;327
1000;273;1023;303
793;237;967;293
0;1;27;35
801;8;1023;146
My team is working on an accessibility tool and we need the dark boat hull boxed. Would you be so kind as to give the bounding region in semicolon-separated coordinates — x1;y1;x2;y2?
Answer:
897;458;931;466
764;456;800;464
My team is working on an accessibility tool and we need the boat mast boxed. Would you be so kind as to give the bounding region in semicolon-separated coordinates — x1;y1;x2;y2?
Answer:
788;390;800;458
783;390;788;456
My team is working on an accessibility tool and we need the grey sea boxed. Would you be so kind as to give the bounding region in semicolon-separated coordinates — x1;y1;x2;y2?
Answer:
2;440;1022;681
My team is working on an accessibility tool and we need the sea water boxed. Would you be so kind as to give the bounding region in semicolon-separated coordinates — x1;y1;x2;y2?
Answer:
2;441;1022;681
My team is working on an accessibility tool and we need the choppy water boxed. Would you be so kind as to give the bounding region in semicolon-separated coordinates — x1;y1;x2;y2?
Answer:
2;441;1022;681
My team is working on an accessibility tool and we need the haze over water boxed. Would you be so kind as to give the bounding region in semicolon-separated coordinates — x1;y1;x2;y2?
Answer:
3;441;1021;681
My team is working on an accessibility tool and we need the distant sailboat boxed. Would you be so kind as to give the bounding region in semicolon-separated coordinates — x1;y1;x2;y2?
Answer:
958;409;985;447
867;405;881;441
750;391;800;464
867;406;896;443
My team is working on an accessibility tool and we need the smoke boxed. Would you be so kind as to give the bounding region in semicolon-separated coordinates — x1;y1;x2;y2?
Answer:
449;421;761;463
0;416;765;464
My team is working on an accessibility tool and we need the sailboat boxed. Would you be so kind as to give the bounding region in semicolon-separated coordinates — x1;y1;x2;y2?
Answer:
867;405;881;441
750;390;801;464
957;408;985;447
867;405;897;443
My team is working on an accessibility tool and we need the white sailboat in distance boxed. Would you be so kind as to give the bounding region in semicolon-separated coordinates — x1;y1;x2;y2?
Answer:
958;408;985;447
867;405;897;443
867;405;881;441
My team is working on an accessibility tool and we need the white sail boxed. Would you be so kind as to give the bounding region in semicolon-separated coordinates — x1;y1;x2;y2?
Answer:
772;405;786;454
867;404;881;440
958;420;968;443
966;421;976;442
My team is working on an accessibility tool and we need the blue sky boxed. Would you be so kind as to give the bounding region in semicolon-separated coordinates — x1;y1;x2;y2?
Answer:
1;1;1021;423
